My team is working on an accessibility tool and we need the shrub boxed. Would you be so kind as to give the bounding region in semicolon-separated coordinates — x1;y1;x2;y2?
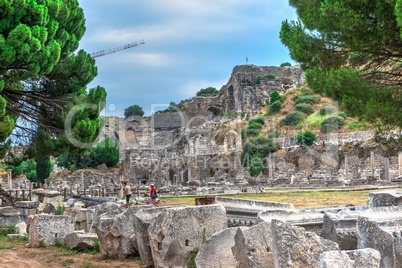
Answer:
296;130;317;146
294;103;315;115
266;73;276;79
55;202;65;215
319;104;336;116
280;111;307;126
336;112;347;119
321;116;345;132
270;90;282;103
269;100;282;114
249;115;265;126
280;62;292;67
294;95;321;105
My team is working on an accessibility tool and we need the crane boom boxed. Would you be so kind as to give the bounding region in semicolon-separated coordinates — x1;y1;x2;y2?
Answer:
90;39;145;58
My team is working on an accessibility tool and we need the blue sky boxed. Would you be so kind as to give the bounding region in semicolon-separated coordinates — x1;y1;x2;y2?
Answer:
77;1;298;116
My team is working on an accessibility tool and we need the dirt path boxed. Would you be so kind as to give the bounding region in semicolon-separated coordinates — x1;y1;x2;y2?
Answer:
0;242;146;268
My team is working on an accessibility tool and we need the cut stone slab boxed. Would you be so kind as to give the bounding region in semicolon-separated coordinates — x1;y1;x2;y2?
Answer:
368;190;402;208
319;248;381;268
148;204;227;268
195;227;238;268
96;205;152;259
231;222;274;268
321;210;361;250
64;231;98;251
357;206;402;268
257;209;324;234
271;219;338;268
27;214;75;247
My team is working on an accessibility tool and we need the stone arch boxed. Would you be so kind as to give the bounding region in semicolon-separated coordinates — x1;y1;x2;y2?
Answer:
225;130;240;151
205;106;222;121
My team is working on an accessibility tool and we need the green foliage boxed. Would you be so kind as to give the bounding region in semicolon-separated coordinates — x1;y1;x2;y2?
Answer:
0;223;19;237
254;74;276;85
242;116;265;138
55;202;65;215
241;137;281;176
156;102;185;114
280;111;306;126
321;116;345;132
196;87;218;97
280;62;292;67
269;100;282;114
270;90;282;104
36;156;52;183
319;105;336;116
0;0;107;158
62;259;74;266
347;120;369;131
294;95;321;105
124;104;144;118
296;130;317;146
249;115;265;126
336;112;347;119
5;156;37;182
187;246;199;268
280;0;402;129
294;103;315;115
57;137;120;170
223;111;244;119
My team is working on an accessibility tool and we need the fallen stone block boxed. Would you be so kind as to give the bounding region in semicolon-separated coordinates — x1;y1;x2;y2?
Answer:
357;206;402;268
271;219;338;268
96;205;151;259
64;231;98;251
148;204;227;268
319;248;381;268
368;190;402;208
195;227;238;268
322;209;361;250
27;214;75;247
231;222;274;268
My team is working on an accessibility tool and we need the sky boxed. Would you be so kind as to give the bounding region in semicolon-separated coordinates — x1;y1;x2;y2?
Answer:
77;1;298;117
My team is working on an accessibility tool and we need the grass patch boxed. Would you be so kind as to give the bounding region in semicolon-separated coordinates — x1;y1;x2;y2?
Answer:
159;188;383;208
62;258;74;266
304;111;328;128
81;261;99;268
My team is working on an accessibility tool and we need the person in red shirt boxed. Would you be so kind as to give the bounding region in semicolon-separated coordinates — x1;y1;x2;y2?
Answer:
150;184;158;206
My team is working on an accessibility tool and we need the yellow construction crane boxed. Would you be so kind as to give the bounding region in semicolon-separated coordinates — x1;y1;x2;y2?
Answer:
90;39;145;58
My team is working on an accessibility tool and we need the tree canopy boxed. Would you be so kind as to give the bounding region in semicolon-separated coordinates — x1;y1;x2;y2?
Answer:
280;0;402;129
0;0;106;158
124;104;144;118
196;87;218;97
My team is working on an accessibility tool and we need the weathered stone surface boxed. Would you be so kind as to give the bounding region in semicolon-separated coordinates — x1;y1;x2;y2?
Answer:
231;222;274;268
15;201;40;209
257;208;324;234
322;210;360;250
319;248;381;268
91;202;122;229
64;231;98;251
132;206;178;267
27;214;75;247
357;206;402;268
147;204;227;268
368;190;402;208
96;205;151;259
16;221;27;235
271;219;338;268
0;206;22;226
195;227;238;268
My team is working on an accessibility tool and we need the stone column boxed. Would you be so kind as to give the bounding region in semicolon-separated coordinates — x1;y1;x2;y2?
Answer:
399;152;402;176
384;157;390;181
7;169;12;189
268;153;273;179
80;172;85;192
370;151;375;177
344;156;349;181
